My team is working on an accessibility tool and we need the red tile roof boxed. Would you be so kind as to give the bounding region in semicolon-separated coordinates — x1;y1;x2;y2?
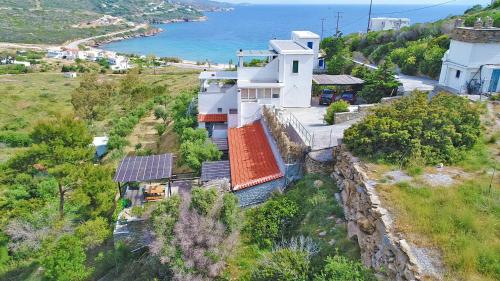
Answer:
198;114;228;123
228;121;283;191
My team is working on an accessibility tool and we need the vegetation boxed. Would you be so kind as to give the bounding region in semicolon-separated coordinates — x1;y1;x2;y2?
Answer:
320;37;354;75
314;255;376;281
0;64;29;75
228;175;368;280
356;60;401;103
344;92;482;165
324;100;349;125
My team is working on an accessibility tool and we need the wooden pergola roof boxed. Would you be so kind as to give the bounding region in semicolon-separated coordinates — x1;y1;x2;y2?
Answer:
313;74;364;86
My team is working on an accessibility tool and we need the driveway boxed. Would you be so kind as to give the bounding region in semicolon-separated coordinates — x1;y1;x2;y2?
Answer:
284;106;359;150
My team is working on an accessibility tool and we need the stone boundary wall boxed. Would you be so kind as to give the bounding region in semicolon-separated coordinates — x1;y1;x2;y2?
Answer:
331;145;440;281
334;104;376;124
451;27;500;43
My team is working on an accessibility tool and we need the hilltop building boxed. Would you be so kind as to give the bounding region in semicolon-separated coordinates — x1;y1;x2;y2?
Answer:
198;31;320;206
369;18;410;31
438;20;500;94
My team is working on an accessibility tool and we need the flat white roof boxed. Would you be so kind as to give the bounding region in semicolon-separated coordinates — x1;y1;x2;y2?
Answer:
371;17;410;21
199;71;238;80
93;136;109;147
270;40;313;55
237;50;276;57
292;31;320;39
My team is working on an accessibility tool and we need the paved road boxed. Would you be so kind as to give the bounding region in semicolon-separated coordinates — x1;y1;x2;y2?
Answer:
65;24;148;49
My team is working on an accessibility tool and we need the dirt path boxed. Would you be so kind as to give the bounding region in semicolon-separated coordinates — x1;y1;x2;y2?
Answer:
64;24;148;49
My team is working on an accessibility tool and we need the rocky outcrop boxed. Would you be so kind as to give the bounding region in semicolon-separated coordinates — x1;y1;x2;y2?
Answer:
331;145;443;281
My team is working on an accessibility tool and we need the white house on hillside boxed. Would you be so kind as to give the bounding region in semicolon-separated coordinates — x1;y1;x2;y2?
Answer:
197;31;319;132
370;18;410;31
438;20;500;94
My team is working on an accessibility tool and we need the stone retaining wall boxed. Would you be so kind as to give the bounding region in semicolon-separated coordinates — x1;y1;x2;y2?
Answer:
331;145;441;281
451;27;500;43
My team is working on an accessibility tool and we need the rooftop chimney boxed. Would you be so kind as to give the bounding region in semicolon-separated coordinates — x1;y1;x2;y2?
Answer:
485;16;494;28
474;17;483;29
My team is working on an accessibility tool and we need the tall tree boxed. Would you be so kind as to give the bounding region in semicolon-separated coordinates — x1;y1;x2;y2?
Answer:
71;73;114;122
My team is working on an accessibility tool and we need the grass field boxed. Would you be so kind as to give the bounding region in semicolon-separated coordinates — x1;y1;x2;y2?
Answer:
0;67;200;163
374;103;500;281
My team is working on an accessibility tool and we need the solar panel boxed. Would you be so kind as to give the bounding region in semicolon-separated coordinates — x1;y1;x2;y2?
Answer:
201;161;230;182
113;154;173;183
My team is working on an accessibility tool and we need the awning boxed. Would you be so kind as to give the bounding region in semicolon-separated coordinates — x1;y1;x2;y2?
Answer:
113;154;173;183
198;114;228;123
201;160;231;182
312;74;364;86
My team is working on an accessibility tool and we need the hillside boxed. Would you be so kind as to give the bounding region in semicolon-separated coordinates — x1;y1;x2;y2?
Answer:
0;0;230;44
321;1;500;79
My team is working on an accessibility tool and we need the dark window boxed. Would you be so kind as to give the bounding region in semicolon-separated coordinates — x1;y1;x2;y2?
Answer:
292;60;299;74
229;108;238;114
217;108;222;113
319;59;324;67
307;42;314;49
456;70;461;78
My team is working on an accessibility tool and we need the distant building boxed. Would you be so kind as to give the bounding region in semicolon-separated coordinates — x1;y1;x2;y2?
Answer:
47;48;64;59
370;18;410;31
63;72;77;78
438;22;500;94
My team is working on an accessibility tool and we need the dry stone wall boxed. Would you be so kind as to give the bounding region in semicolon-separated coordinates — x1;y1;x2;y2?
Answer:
331;145;442;281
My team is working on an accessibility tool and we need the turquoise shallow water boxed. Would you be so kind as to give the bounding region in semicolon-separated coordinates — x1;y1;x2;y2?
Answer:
103;4;469;63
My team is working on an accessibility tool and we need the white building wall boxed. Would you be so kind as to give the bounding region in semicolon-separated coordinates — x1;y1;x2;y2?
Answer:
198;86;238;114
280;54;313;107
447;40;500;67
291;31;320;70
238;58;279;82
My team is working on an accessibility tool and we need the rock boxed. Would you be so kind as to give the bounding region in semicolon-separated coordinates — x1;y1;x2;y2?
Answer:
357;214;375;234
318;231;327;237
328;239;336;245
313;180;324;188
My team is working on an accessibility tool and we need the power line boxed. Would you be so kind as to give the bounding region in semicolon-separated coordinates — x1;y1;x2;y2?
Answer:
335;12;343;37
367;0;373;33
320;18;326;40
373;0;458;16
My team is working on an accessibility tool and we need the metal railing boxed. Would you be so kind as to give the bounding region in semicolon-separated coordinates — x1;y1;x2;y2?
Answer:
278;110;314;148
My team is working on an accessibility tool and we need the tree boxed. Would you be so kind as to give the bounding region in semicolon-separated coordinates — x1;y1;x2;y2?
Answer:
75;217;111;249
155;123;167;137
71;73;115;122
179;140;221;172
146;54;157;75
41;235;92;281
251;249;310;281
321;37;353;75
314;256;376;281
358;59;400;103
154;105;169;123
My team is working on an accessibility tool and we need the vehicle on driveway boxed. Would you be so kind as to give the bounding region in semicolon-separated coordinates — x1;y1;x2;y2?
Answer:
334;91;357;104
319;89;335;105
319;89;357;105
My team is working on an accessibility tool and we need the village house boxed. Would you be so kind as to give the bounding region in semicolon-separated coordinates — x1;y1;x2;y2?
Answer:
369;17;410;31
197;31;320;206
438;18;500;94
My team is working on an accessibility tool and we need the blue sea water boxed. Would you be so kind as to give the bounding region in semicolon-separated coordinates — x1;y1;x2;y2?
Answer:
103;4;470;63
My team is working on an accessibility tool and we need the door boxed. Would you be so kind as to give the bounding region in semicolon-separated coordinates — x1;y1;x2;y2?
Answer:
489;69;500;92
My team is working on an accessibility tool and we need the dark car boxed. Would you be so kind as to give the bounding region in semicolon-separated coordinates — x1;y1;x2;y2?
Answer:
319;89;335;105
334;91;357;105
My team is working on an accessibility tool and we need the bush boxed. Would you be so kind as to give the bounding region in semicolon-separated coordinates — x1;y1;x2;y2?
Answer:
190;187;218;215
343;92;482;165
179;140;221;172
314;255;376;281
245;196;299;248
220;193;239;232
324;100;350;125
155;123;166;136
0;131;32;147
251;248;310;281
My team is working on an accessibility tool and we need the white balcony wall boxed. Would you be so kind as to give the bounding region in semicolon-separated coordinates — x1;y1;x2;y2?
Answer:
240;101;262;127
198;85;238;114
238;58;280;82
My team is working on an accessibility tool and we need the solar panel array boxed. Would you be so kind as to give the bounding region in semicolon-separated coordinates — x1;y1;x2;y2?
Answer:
201;160;230;182
114;154;173;183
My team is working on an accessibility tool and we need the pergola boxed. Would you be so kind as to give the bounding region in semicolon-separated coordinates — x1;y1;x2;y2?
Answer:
113;154;174;196
312;74;365;86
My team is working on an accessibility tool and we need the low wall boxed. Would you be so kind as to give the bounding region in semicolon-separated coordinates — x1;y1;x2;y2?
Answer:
334;104;375;124
305;148;334;174
331;145;441;281
235;178;285;207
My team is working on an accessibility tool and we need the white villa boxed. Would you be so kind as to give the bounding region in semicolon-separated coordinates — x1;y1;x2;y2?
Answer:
369;18;410;32
197;31;321;133
438;20;500;94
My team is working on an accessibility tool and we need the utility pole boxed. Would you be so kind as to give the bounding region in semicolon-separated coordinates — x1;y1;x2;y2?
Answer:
367;0;373;33
320;18;326;40
335;12;343;37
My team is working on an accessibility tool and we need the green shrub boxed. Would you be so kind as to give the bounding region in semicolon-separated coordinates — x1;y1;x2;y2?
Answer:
0;131;32;147
179;140;221;172
251;249;310;281
343;92;482;165
314;255;376;281
190;187;218;215
245;196;299;248
220;193;239;232
131;206;144;218
324;100;349;125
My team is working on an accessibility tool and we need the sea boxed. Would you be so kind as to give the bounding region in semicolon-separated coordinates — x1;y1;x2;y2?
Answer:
102;4;470;64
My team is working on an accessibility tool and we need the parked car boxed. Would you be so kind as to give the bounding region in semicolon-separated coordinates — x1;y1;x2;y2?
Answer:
319;89;335;105
334;91;357;105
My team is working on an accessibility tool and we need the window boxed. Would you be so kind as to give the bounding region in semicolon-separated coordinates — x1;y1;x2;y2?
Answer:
292;60;299;74
319;59;324;67
307;42;314;49
217;108;222;113
456;70;461;78
272;88;280;99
